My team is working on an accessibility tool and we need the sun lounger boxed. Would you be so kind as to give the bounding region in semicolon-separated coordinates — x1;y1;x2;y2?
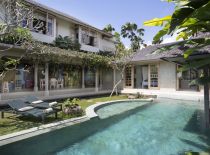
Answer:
7;100;57;122
25;96;58;109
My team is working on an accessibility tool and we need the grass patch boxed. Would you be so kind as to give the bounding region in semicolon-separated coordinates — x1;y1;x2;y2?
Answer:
0;95;127;136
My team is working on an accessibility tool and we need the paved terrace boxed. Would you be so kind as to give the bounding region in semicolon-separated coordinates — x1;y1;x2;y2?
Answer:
0;88;112;105
121;88;204;101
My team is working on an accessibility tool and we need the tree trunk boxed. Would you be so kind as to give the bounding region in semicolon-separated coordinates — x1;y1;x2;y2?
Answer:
203;67;210;129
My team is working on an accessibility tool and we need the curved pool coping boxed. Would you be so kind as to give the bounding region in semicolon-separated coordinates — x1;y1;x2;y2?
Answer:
0;98;154;146
86;98;154;119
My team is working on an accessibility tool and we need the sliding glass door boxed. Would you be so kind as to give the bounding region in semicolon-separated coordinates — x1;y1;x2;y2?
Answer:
149;64;159;89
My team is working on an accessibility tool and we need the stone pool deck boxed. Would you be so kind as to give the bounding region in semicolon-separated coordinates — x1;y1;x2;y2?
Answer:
121;88;204;101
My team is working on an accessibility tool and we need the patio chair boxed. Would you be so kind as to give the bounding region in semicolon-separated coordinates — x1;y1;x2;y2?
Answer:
50;78;57;89
25;96;59;109
7;100;56;122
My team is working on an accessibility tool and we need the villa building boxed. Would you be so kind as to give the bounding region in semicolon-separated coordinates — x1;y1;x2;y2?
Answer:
121;41;210;100
0;0;119;101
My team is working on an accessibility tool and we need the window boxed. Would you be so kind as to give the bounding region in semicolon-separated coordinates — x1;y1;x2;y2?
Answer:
22;18;28;28
81;29;96;46
47;17;53;36
32;11;54;36
150;65;158;88
85;68;95;88
33;12;47;34
125;67;132;87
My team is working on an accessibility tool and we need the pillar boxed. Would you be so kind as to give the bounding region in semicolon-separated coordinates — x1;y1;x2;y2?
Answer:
82;66;85;89
45;62;49;96
95;68;99;92
203;67;209;128
34;63;38;92
99;70;103;89
131;65;135;88
78;26;82;44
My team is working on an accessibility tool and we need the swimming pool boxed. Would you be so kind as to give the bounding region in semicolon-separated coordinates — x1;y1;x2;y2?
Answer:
0;99;209;155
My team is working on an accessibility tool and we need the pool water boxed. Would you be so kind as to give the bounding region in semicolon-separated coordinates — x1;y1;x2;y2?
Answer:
0;99;210;155
56;99;210;155
96;101;148;119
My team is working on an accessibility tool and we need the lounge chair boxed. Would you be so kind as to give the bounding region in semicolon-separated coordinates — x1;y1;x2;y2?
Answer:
7;100;57;122
25;96;58;109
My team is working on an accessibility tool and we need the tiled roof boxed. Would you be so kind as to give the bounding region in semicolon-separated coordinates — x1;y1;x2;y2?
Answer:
131;40;210;62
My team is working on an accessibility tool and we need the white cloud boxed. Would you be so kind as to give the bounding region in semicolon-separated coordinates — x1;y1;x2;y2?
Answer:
162;31;183;44
146;40;152;46
162;35;177;44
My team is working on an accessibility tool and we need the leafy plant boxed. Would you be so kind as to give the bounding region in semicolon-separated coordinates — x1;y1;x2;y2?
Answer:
54;35;81;51
63;98;83;116
0;27;32;45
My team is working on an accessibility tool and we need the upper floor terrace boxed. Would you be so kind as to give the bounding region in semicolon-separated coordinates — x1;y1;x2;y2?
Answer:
0;0;116;53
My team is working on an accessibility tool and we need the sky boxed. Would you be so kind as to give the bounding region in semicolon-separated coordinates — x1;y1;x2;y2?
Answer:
34;0;175;47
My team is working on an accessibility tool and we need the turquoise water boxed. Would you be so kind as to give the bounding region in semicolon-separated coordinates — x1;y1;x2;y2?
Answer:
0;99;210;155
56;99;210;155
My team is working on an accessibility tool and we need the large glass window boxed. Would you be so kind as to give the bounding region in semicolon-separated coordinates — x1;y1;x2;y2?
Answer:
1;63;34;93
85;68;95;88
81;29;96;46
32;11;54;36
48;64;82;89
47;17;53;36
33;12;47;34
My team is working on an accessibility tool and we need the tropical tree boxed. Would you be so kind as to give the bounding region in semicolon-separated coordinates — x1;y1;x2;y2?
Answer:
121;22;145;52
144;0;210;128
103;24;115;33
0;0;34;77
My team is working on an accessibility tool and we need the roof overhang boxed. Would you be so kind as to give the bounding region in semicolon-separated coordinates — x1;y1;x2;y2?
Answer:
161;54;210;65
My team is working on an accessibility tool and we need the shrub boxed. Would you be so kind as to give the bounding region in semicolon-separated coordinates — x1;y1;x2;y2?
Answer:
63;98;83;116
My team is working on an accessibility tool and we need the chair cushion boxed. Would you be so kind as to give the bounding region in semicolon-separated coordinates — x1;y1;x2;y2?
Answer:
49;101;58;107
32;100;43;104
18;106;34;112
43;108;53;113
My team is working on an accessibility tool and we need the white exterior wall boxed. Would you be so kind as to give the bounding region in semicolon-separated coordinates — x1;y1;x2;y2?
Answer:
100;37;115;52
31;31;56;43
56;19;75;38
159;61;177;91
80;44;99;53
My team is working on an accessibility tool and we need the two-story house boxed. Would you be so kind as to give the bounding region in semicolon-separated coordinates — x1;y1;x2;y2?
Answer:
0;0;118;101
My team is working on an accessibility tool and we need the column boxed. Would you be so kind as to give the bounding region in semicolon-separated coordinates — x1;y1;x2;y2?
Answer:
82;66;85;89
95;68;99;92
97;32;101;49
203;67;209;128
131;66;135;88
78;26;82;44
99;70;103;89
34;63;38;92
45;62;49;96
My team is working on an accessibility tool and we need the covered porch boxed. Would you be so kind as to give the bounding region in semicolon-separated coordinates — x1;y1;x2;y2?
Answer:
0;61;115;101
124;61;201;92
0;43;116;102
